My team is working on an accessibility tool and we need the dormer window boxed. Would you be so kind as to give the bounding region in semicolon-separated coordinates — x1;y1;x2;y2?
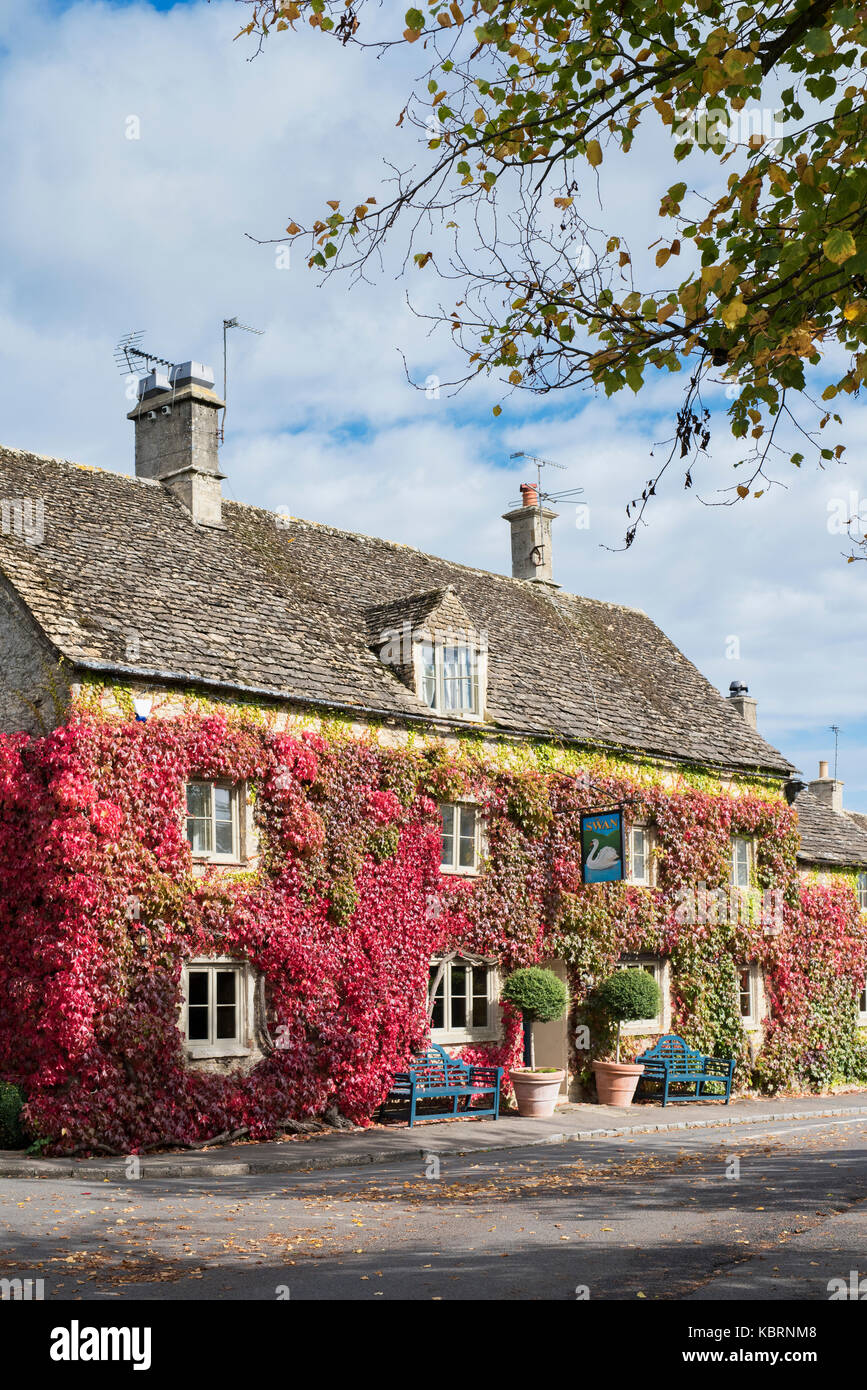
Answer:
366;587;487;722
420;638;481;716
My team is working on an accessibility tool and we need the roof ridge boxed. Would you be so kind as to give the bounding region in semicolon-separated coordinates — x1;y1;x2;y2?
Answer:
0;445;651;615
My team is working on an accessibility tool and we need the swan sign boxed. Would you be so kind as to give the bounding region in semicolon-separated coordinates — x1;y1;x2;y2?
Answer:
580;811;625;884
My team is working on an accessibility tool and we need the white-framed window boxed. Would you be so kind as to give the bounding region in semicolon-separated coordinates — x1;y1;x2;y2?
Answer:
185;780;241;862
857;873;867;911
737;963;762;1028
429;956;498;1043
628;825;655;885
418;637;484;718
181;958;256;1058
440;802;481;874
731;836;753;889
858;975;867;1025
616;955;668;1034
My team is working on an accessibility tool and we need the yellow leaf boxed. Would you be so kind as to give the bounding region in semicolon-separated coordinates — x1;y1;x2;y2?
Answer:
285;222;301;235
736;485;749;498
657;303;678;324
508;369;523;384
721;296;748;328
492;404;502;416
586;140;603;168
768;165;791;193
823;229;856;265
326;200;340;211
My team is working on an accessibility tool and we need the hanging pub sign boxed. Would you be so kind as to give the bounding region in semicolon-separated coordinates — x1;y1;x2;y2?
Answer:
580;809;625;884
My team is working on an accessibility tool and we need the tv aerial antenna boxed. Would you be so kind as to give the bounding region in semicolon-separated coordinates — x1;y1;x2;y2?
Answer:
114;331;177;379
221;317;264;443
830;724;842;779
508;451;584;508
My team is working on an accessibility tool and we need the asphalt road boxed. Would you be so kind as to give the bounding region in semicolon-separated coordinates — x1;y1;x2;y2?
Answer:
2;1113;866;1301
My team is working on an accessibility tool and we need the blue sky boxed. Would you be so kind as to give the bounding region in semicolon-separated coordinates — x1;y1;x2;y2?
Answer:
0;0;865;804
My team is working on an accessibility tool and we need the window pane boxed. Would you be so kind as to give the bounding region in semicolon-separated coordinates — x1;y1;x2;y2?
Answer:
858;874;867;910
188;1006;209;1041
440;804;456;867
216;972;238;1040
187;971;209;1042
450;963;467;1030
216;970;237;1006
442;645;476;712
188;971;208;1007
421;642;437;709
632;828;646;881
458;806;477;868
216;1006;236;1040
471;966;489;1028
429;965;445;1030
185;784;212;854
186;783;210;818
739;968;752;1017
733;839;750;887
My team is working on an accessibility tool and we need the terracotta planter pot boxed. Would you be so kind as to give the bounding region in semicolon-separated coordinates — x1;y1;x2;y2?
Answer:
509;1068;565;1118
593;1060;645;1107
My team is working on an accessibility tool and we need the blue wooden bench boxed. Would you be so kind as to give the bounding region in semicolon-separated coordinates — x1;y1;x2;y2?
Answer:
636;1034;735;1105
386;1044;504;1127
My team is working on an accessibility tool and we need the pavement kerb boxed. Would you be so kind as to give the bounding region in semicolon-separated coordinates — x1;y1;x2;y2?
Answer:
3;1101;867;1182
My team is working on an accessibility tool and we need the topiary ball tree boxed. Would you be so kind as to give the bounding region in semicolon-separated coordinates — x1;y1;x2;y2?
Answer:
596;969;663;1063
501;967;569;1067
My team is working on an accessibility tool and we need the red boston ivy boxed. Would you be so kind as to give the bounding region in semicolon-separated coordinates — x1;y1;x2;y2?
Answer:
0;707;864;1155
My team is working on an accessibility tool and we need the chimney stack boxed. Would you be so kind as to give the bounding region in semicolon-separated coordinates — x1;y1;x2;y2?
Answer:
503;484;559;585
129;361;225;527
727;680;758;728
809;759;844;814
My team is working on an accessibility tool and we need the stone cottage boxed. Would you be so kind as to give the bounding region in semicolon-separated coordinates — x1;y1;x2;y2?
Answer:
0;359;864;1149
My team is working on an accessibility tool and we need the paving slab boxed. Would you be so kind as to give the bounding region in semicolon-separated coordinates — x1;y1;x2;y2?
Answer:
2;1089;867;1181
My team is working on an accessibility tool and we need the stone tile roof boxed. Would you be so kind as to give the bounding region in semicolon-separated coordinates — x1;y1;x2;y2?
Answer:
789;786;867;867
0;446;795;776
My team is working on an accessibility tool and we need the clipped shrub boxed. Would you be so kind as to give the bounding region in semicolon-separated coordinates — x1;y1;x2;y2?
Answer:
0;1083;26;1149
502;967;569;1067
597;969;662;1061
501;967;569;1023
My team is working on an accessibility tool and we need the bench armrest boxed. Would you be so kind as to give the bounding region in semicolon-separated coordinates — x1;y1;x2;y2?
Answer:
466;1065;503;1084
700;1056;736;1075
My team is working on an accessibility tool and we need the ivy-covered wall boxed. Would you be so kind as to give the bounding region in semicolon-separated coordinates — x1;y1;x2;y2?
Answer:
1;698;865;1156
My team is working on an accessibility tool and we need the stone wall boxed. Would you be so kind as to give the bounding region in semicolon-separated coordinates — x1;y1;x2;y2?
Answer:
0;579;69;734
